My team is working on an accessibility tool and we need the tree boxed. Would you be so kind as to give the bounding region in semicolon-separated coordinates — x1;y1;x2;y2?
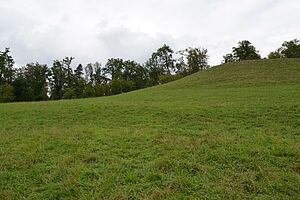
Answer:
85;63;94;85
223;53;235;63
145;54;163;86
269;39;300;59
122;60;147;90
145;44;176;86
24;63;49;101
232;40;261;61
93;62;109;85
83;84;96;98
174;56;188;76
184;47;209;73
62;57;74;88
92;62;110;96
268;49;283;59
155;44;175;74
0;48;15;84
223;40;261;63
104;58;124;81
50;60;67;100
281;39;300;58
62;88;76;99
13;68;32;102
73;64;85;98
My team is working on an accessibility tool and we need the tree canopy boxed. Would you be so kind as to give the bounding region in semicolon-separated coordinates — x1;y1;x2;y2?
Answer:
268;39;300;59
223;40;261;63
2;38;298;103
0;44;210;103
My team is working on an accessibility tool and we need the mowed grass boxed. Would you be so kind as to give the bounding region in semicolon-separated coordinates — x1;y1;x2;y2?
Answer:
0;59;300;199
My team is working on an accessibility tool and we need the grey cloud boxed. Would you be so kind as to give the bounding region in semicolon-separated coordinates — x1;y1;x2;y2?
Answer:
96;26;177;63
0;0;299;67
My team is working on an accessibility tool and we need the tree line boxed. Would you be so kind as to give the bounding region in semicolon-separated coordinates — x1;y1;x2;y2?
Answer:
1;39;299;103
0;45;209;102
223;39;300;63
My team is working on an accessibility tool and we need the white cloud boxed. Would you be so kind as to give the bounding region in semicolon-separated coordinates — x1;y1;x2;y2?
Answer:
0;0;299;67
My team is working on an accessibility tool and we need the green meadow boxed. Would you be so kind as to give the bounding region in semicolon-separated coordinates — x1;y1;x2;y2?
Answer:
0;59;300;199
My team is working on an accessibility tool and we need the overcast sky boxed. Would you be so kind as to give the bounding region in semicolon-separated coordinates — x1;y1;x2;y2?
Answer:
0;0;299;67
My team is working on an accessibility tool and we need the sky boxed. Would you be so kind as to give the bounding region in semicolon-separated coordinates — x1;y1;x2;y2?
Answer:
0;0;299;67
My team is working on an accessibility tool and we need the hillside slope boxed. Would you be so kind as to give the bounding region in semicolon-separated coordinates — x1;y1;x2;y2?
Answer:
0;59;300;199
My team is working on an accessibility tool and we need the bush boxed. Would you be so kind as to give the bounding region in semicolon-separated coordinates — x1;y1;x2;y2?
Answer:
62;88;76;99
159;74;184;84
0;84;15;103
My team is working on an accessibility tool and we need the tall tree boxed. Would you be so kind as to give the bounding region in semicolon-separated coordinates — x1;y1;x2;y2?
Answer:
232;40;261;61
155;44;175;74
93;62;109;85
145;54;162;86
223;41;261;63
145;45;175;85
104;58;124;81
281;39;300;58
122;60;147;90
0;48;15;84
50;60;67;100
269;39;300;59
24;63;49;101
73;64;85;98
183;47;209;73
174;55;188;75
13;67;32;102
62;57;74;88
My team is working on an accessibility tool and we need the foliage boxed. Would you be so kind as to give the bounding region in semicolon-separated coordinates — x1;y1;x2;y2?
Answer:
223;40;261;63
24;63;49;101
268;49;283;59
268;39;300;59
223;53;235;63
159;74;184;84
179;47;209;73
50;60;67;100
0;83;14;102
0;48;14;84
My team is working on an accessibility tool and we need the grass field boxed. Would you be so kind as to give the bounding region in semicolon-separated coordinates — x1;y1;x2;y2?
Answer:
0;59;300;199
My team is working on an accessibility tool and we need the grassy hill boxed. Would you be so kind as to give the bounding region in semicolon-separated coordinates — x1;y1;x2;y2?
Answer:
0;59;300;199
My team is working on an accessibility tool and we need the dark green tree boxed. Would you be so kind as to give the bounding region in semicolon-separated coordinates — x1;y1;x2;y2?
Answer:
104;58;124;81
223;53;235;63
73;64;85;98
145;45;175;85
145;54;162;86
13;67;32;101
122;60;147;90
62;57;74;88
24;63;49;101
232;40;261;61
268;50;283;59
185;47;208;73
93;62;109;85
155;44;175;74
0;48;15;84
50;60;67;100
269;39;300;59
